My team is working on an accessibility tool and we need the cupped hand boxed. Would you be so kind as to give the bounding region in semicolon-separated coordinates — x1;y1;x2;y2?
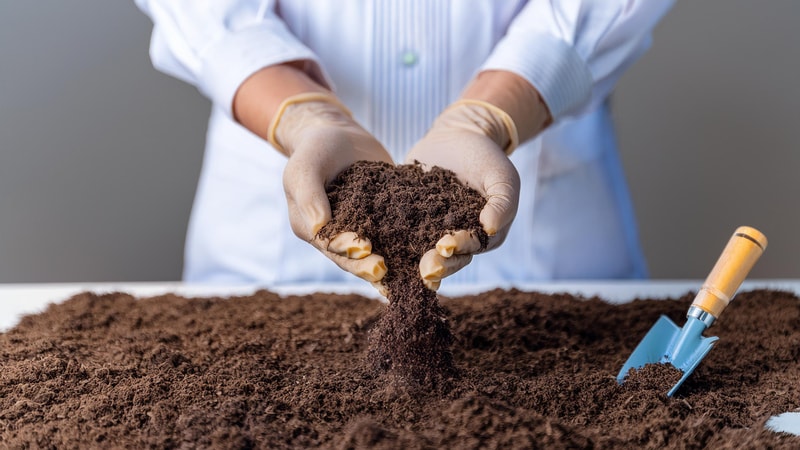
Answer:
274;95;394;293
404;101;521;291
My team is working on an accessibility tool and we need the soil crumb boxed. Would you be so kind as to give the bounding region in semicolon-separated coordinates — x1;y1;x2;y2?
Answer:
319;160;487;386
1;289;799;448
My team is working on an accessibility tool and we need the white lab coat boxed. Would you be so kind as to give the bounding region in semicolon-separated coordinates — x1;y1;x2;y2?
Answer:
135;0;673;285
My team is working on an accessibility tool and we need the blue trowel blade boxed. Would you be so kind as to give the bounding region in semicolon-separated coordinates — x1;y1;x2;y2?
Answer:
617;315;719;397
617;315;680;382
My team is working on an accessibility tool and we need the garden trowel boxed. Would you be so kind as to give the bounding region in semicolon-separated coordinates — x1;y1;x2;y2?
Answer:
617;226;767;397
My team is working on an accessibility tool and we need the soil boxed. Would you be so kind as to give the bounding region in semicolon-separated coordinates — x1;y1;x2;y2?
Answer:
1;288;799;448
319;160;487;386
619;363;684;392
2;162;798;447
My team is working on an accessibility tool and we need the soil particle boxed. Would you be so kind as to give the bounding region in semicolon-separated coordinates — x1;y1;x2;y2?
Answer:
319;161;487;386
1;288;799;448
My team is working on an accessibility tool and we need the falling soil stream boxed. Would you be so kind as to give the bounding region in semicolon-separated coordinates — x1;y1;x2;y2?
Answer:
319;160;487;387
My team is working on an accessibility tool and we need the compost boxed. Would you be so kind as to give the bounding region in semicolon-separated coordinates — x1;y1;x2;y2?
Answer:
2;163;798;447
1;288;799;448
319;160;487;387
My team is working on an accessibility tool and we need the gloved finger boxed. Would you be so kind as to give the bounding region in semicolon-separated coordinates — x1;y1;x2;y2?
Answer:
479;170;520;251
479;179;518;237
419;248;473;291
283;165;333;241
436;230;483;257
322;252;387;283
286;198;315;242
326;232;372;259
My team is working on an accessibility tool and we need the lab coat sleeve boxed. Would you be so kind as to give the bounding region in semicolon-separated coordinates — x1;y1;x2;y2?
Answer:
134;0;333;117
480;0;673;120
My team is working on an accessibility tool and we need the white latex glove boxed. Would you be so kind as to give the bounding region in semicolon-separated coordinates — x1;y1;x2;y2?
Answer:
404;100;521;291
269;93;393;291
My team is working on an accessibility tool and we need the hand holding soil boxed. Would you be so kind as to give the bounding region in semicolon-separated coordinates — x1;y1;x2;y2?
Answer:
404;101;521;255
273;94;394;285
318;160;489;385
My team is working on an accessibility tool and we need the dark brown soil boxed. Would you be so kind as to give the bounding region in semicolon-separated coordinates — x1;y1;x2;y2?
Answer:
1;288;799;448
620;363;684;392
319;160;487;386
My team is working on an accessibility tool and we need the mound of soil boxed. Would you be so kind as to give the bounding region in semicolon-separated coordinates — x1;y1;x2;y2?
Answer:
1;288;799;448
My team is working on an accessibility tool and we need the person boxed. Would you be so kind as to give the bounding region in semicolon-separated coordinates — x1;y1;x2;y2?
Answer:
134;0;673;292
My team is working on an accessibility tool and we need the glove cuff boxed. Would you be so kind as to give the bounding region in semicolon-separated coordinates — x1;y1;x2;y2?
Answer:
447;99;520;155
267;92;353;154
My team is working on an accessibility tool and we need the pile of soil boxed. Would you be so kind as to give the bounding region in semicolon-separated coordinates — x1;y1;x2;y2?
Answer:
1;288;799;448
319;161;487;386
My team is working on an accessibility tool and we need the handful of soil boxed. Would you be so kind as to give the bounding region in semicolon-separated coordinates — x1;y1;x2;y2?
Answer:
318;160;488;386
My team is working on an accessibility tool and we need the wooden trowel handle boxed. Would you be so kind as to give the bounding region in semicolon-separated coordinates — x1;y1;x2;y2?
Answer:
692;226;768;319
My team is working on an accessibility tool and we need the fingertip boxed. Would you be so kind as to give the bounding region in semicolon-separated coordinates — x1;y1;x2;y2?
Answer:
355;254;387;283
328;232;372;259
293;181;332;237
311;220;327;236
451;230;483;254
480;178;518;237
419;249;446;281
479;206;502;237
306;201;332;236
436;234;458;257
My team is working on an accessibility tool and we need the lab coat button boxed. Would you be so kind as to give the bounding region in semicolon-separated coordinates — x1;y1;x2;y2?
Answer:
401;50;419;67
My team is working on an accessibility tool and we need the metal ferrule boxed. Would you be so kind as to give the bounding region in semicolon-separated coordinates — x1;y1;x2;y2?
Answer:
687;305;716;327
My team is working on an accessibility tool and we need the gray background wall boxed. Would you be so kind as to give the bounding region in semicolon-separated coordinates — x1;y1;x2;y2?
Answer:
0;1;797;283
